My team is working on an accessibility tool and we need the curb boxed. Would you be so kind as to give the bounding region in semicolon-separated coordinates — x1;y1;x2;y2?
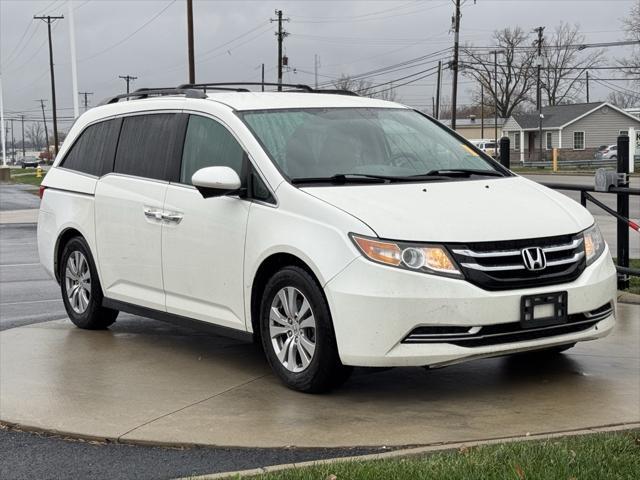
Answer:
184;423;640;479
618;291;640;305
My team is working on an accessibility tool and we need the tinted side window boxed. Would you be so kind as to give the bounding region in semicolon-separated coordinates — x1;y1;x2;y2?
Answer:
114;113;186;181
61;118;121;176
180;115;245;184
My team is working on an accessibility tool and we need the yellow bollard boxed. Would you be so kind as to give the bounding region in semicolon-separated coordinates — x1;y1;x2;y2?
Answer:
552;148;558;172
36;166;43;178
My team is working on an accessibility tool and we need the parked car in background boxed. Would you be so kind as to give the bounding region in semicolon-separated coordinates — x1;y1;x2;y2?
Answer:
595;144;617;160
38;85;617;393
19;156;40;168
470;139;499;157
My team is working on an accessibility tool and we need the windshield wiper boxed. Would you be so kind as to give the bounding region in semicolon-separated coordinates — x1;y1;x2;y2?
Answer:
422;168;504;178
291;173;451;185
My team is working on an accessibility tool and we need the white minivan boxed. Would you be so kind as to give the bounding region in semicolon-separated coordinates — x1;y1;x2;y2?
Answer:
38;84;616;392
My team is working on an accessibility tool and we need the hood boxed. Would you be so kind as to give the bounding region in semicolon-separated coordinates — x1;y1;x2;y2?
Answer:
301;176;593;242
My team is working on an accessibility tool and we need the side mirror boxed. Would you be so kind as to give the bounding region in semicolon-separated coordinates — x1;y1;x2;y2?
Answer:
192;166;242;198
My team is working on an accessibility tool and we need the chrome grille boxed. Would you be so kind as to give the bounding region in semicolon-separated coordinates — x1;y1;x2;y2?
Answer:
449;233;586;290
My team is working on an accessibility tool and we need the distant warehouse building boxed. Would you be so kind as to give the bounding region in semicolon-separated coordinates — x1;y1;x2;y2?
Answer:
502;102;640;162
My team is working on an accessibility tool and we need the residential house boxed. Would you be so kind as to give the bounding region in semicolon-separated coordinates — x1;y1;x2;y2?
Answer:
442;116;507;141
502;102;640;162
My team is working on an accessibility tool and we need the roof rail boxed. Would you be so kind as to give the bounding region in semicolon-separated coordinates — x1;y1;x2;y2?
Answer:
177;82;358;96
98;87;207;106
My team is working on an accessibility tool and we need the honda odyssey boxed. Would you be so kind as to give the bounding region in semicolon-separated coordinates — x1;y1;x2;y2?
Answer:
37;84;616;392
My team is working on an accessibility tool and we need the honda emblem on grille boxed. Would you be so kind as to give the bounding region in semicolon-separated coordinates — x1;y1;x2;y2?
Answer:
522;247;546;271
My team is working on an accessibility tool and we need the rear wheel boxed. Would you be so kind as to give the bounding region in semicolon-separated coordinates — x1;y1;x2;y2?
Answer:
60;237;118;329
259;266;352;393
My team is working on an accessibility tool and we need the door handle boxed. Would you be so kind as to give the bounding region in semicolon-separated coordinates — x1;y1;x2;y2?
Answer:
162;212;183;224
143;207;163;221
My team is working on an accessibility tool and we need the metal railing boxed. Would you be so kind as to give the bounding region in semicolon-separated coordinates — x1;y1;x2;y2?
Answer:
499;135;639;290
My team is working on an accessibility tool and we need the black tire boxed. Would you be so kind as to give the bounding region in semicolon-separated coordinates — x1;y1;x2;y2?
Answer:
259;266;352;393
610;155;617;161
59;236;118;329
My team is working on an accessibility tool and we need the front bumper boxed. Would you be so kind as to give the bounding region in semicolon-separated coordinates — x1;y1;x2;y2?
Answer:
324;248;617;367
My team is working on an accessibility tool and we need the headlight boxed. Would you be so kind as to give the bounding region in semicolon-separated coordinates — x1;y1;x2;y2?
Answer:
350;234;463;278
583;224;605;266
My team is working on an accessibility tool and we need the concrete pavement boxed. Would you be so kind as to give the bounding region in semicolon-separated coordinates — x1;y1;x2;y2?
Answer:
1;303;638;448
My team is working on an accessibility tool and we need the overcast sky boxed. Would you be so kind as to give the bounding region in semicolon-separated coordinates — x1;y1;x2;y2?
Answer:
1;0;637;133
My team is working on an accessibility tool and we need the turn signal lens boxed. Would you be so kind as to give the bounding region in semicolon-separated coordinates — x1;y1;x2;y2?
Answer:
351;235;462;278
424;247;459;273
352;236;401;266
583;224;605;266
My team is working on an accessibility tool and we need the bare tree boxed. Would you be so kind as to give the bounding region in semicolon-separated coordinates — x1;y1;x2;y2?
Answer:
461;27;537;119
607;90;640;108
619;0;640;87
333;75;397;101
541;23;604;105
26;122;45;150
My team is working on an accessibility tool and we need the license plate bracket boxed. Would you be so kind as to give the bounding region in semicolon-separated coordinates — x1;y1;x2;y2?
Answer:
520;291;568;329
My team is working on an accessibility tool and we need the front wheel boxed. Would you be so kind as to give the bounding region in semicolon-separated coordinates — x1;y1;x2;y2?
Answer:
259;266;352;393
60;237;118;329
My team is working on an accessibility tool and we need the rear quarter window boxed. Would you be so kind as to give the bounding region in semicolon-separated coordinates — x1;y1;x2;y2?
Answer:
60;118;122;176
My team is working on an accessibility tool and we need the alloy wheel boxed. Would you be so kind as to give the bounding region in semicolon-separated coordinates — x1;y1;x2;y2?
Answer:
65;251;91;314
269;286;317;372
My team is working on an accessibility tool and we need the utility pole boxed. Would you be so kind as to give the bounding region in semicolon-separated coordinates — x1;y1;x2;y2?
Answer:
20;115;26;157
271;9;289;91
586;71;590;102
435;59;442;119
119;75;138;94
34;14;64;156
493;50;499;144
314;54;320;89
261;63;265;91
534;26;545;161
450;0;461;130
10;118;15;162
37;99;50;153
480;82;484;139
187;0;195;83
79;92;93;111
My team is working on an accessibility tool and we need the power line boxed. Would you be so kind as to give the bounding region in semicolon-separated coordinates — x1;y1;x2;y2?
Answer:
290;1;449;24
79;0;177;62
3;22;37;67
316;47;452;87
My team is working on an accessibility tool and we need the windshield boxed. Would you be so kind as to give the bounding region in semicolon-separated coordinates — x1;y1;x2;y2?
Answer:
240;108;503;181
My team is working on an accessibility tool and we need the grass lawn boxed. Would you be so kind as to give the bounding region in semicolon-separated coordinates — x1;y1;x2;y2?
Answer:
9;168;45;186
245;430;640;480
